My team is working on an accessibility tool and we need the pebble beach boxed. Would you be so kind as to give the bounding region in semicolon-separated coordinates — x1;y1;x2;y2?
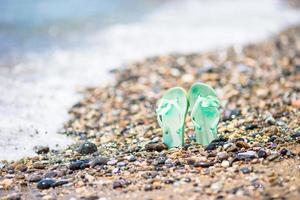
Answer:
1;22;300;200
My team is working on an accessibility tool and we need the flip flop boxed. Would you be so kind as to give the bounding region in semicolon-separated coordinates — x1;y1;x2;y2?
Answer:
156;87;188;148
188;83;220;146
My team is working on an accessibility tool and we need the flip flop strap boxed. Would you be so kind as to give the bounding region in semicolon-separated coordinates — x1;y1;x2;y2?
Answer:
156;98;182;130
192;95;220;130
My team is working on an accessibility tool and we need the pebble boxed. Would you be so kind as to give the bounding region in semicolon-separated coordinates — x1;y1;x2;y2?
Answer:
280;148;288;155
27;174;42;182
194;161;214;168
240;167;251;174
221;160;230;168
90;156;109;167
116;162;127;167
145;143;167;151
245;124;258;130
69;160;89;170
44;171;58;178
257;149;267;158
217;152;229;161
34;145;50;154
266;116;276;125
237;151;257;160
144;184;153;191
37;179;56;190
107;159;118;166
236;141;250;149
126;155;136;162
291;131;300;139
78;142;98;155
205;143;217;151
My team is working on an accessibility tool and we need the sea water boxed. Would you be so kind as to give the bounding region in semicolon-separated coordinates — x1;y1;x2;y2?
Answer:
0;0;299;160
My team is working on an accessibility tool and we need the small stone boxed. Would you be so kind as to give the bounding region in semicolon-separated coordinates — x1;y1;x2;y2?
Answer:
145;143;167;152
164;179;174;184
33;162;45;169
37;179;55;190
223;109;241;121
107;159;118;166
90;156;109;167
240;167;251;174
78;142;97;155
116;162;126;168
266;116;276;125
217;152;229;161
205;143;217;151
144;184;153;191
221;160;230;168
34;146;50;154
184;177;191;182
237;151;257;160
27;174;42;182
291;131;300;139
225;144;238;152
211;181;223;193
44;171;58;178
280;148;288;155
236;140;250;149
245;124;258;130
194;161;214;168
126;155;136;162
257;149;267;158
69;160;89;170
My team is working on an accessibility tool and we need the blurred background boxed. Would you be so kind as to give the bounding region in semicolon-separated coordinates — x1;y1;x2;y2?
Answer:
0;0;299;160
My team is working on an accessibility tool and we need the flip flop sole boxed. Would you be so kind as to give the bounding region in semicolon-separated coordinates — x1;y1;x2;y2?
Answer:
188;83;220;146
157;87;188;148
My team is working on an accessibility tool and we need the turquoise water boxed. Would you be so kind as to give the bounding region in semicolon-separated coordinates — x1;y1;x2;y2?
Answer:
0;0;160;57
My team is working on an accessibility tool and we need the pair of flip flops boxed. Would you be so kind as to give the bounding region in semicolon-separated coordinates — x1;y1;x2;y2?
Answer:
156;83;220;148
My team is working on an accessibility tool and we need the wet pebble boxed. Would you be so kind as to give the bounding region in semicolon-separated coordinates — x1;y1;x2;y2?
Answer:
78;142;97;155
257;149;267;158
37;179;55;190
34;145;50;154
69;160;89;170
245;124;258;130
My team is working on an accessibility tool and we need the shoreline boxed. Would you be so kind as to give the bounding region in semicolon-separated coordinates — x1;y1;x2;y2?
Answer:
1;24;300;199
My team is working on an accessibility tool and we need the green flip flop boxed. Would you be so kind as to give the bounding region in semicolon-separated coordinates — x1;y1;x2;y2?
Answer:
188;83;220;146
156;87;188;148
